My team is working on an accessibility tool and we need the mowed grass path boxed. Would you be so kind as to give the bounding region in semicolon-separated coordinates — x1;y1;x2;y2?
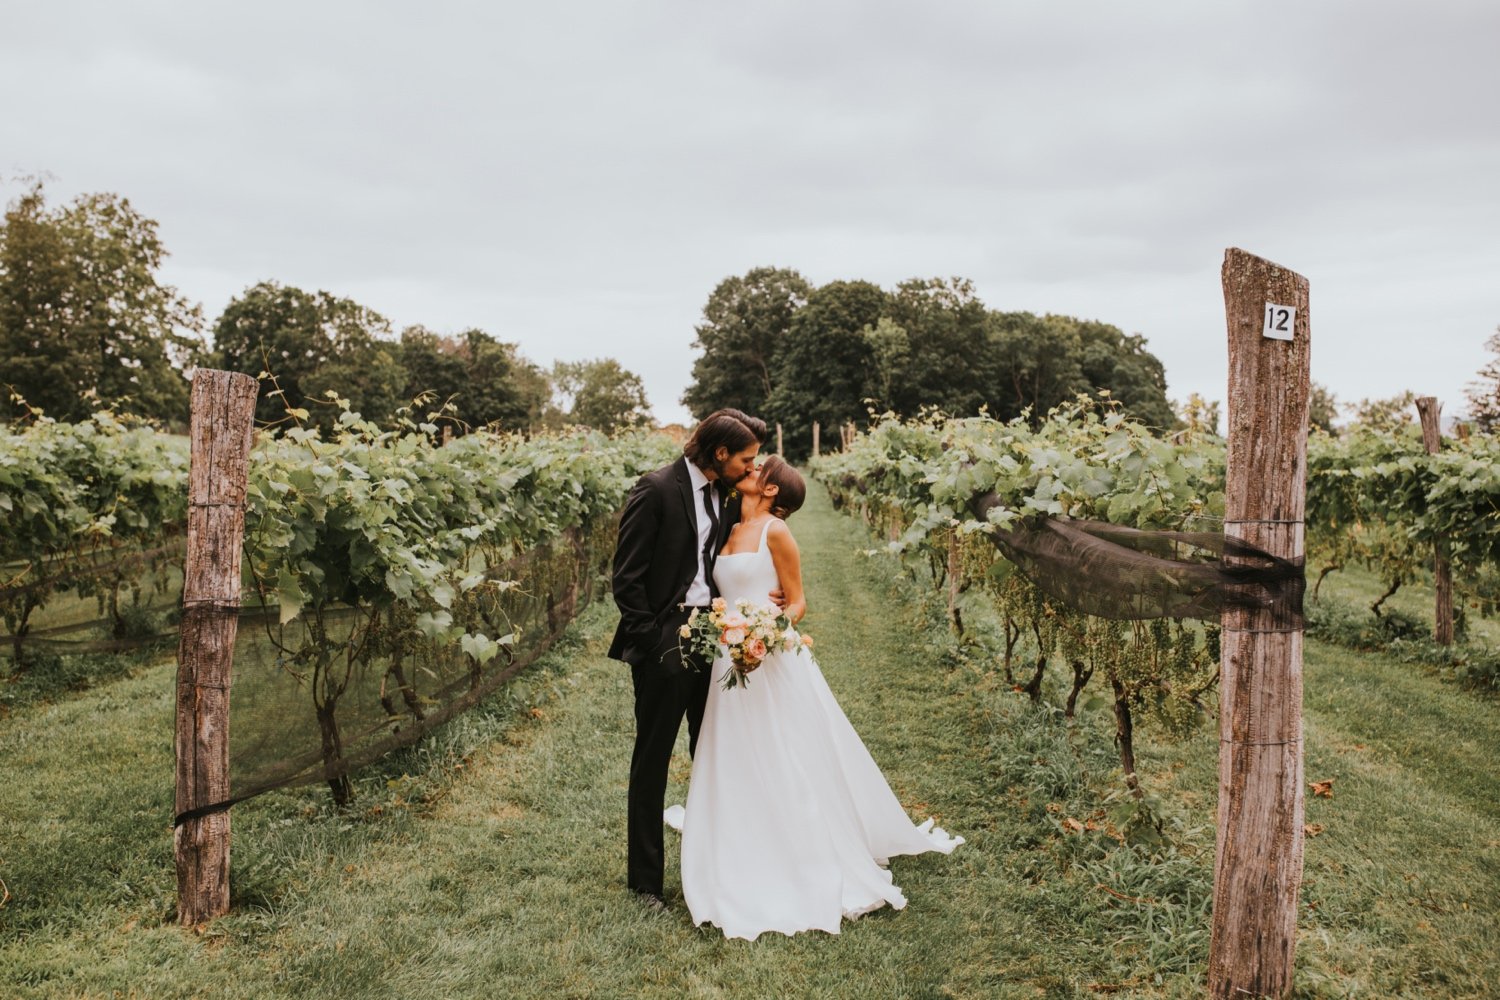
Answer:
2;480;1498;998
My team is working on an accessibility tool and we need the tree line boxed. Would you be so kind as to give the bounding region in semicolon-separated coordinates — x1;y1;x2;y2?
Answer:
11;182;1496;444
683;267;1500;454
0;183;652;435
680;267;1178;458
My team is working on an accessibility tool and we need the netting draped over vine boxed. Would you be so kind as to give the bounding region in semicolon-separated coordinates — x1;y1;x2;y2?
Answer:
973;495;1305;628
815;402;1306;632
197;523;611;823
1;411;677;819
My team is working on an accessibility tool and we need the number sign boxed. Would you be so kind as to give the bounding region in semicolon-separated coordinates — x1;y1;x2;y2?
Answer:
1262;303;1296;341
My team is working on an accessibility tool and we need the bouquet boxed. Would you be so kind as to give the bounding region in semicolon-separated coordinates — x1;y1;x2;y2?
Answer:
679;597;813;690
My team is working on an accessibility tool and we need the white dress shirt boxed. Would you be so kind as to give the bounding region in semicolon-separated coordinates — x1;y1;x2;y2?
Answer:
685;461;718;607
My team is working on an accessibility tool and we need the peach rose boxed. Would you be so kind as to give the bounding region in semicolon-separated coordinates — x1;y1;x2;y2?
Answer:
722;627;746;646
745;638;767;661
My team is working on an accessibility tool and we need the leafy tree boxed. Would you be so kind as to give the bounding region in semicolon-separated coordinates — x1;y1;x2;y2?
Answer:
984;312;1172;428
682;266;811;419
466;330;550;431
682;270;1176;454
212;281;402;434
397;325;468;415
398;326;550;432
985;311;1089;419
552;358;652;432
0;183;203;424
861;317;910;412
1464;327;1500;433
1071;318;1173;429
1309;381;1340;435
1347;390;1418;432
766;280;888;458
882;277;992;416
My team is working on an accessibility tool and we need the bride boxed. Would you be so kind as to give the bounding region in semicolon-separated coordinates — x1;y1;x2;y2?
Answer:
665;456;963;941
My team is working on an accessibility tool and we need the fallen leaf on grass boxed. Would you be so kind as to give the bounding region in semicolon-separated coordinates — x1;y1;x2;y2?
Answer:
1304;823;1326;837
1062;817;1084;833
1309;779;1334;798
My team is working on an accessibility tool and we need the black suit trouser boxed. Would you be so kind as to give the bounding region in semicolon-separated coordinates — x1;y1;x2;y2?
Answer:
627;606;712;896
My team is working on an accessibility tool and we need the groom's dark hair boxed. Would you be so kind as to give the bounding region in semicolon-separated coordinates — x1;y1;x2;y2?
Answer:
683;409;768;469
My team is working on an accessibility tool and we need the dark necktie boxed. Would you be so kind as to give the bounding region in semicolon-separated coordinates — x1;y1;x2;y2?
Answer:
701;482;721;590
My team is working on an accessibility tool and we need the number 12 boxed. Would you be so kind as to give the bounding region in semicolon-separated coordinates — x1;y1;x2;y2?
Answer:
1263;303;1296;341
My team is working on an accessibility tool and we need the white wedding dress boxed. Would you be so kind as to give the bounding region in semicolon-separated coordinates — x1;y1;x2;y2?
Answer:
664;519;963;941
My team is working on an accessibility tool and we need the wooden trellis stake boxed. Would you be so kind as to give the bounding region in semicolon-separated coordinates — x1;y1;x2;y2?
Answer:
812;421;820;458
776;421;784;457
946;531;962;633
1208;249;1311;999
1415;397;1453;645
175;369;257;926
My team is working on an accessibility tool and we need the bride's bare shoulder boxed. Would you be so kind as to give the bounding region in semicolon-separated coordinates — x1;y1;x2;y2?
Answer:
766;517;797;548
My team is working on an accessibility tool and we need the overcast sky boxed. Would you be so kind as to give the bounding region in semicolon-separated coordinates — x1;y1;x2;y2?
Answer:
4;1;1497;425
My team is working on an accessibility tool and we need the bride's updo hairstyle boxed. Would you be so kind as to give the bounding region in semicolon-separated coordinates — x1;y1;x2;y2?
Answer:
758;456;806;519
684;408;768;470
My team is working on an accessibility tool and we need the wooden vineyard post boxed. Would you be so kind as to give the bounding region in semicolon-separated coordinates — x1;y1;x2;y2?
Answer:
175;369;257;926
1415;397;1453;645
776;421;784;457
946;531;962;633
812;421;820;459
1209;249;1311;999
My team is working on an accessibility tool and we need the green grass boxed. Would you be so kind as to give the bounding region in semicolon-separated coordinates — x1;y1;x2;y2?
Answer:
1312;556;1500;648
1;482;1497;998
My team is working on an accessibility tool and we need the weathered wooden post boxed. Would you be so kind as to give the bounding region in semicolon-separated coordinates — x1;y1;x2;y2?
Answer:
776;421;784;457
1415;397;1453;645
812;421;820;459
1209;249;1310;999
175;369;257;926
946;531;962;633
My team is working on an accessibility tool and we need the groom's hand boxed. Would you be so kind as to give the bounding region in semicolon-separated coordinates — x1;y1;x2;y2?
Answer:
769;587;787;609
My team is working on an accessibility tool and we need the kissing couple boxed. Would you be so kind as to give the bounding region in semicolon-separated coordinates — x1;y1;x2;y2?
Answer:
608;408;963;941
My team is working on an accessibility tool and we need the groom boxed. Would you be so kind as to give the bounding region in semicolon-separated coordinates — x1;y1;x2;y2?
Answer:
610;408;769;907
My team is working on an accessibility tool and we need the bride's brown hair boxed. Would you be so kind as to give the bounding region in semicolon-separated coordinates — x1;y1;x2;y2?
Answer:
758;456;806;519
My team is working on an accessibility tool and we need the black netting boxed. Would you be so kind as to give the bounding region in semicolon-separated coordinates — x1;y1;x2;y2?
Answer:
2;523;613;824
202;524;610;822
0;541;184;657
971;494;1305;627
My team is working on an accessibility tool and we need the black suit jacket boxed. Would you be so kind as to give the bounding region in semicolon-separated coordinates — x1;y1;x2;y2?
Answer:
608;456;740;665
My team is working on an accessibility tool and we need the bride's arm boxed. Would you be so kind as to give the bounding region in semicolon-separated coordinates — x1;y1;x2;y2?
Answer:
765;519;806;624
